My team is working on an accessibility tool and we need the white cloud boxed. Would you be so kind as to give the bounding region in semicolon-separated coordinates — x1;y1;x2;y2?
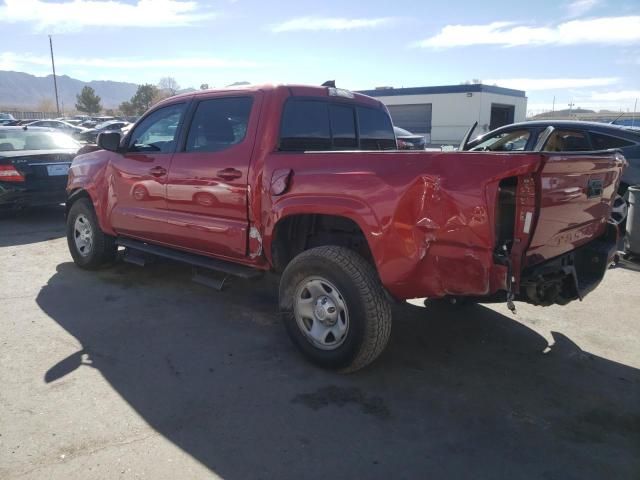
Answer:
588;90;640;101
566;0;600;18
0;52;264;70
527;90;640;114
271;16;395;33
484;77;619;91
416;16;640;48
0;0;215;32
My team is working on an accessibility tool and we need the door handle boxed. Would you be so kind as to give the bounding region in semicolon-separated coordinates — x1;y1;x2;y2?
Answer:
149;166;167;177
217;168;242;181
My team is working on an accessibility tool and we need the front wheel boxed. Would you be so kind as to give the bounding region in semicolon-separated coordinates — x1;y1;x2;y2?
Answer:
66;197;116;269
279;246;392;372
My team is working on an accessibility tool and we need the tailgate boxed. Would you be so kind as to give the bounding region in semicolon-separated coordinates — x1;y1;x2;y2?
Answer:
525;150;625;266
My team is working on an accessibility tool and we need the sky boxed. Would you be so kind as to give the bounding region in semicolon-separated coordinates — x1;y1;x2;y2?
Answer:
0;0;639;115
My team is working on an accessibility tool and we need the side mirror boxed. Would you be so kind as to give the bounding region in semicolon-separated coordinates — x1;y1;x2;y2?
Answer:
97;132;121;152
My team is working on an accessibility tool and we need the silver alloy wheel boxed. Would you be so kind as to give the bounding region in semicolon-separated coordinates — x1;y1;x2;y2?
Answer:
73;214;94;257
293;276;349;350
610;194;628;226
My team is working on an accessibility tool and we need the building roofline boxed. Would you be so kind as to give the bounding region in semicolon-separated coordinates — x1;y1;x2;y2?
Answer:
357;84;527;98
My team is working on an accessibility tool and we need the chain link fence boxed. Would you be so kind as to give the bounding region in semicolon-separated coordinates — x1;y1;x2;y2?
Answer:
1;111;59;120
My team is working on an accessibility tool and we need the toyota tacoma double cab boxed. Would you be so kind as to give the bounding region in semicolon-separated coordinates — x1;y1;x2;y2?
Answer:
65;84;625;372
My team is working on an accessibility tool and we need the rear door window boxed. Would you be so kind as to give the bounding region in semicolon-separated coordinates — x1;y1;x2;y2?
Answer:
357;107;396;150
589;132;635;150
544;130;591;152
280;100;331;151
185;96;253;152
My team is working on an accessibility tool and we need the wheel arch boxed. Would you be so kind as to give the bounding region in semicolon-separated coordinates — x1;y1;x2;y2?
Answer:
269;211;377;274
65;188;92;218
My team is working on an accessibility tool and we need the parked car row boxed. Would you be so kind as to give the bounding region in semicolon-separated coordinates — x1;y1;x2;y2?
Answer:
77;120;131;143
0;118;131;142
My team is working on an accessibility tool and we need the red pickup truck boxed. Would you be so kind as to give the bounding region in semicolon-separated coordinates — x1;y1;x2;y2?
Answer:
65;84;624;372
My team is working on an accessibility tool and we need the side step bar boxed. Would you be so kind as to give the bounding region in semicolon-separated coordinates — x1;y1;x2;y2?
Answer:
116;237;263;280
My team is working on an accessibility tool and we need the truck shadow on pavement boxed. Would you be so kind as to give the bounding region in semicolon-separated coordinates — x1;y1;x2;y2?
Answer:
36;261;640;480
0;206;65;247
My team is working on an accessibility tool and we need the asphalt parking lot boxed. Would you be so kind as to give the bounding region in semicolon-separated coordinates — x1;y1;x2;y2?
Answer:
1;207;639;480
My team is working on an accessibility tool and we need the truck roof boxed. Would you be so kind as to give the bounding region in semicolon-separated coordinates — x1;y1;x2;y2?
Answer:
168;84;383;108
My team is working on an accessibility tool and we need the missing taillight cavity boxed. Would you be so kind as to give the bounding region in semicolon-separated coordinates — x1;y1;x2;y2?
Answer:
495;176;517;253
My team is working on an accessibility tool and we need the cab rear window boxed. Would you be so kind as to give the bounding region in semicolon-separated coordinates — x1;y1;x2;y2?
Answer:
357;106;396;150
279;99;396;151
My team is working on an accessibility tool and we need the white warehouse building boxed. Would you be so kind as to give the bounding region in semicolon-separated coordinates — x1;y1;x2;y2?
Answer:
358;84;528;146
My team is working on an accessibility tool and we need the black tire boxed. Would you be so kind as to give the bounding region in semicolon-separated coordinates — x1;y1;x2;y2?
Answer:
66;197;116;269
279;246;392;372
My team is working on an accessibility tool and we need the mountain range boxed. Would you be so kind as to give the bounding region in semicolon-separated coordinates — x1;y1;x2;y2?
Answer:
0;70;139;111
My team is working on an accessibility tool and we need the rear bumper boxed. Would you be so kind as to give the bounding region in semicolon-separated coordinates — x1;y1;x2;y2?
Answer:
0;183;66;209
518;223;618;306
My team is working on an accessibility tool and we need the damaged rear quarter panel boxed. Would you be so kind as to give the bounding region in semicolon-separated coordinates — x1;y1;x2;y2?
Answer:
261;150;541;300
381;152;542;299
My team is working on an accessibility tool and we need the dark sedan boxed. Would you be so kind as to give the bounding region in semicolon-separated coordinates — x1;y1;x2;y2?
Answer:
461;120;640;225
0;113;16;126
394;126;426;150
0;127;81;210
78;120;130;143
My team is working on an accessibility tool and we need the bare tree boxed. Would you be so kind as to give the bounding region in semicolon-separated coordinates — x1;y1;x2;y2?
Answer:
36;98;56;112
158;77;180;96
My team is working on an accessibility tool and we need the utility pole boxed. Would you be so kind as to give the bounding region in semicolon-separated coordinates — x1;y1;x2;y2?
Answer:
633;98;637;128
49;35;60;117
552;96;555;114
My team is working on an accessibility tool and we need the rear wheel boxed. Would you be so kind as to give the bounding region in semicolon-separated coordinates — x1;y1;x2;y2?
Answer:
279;246;392;372
66;197;116;269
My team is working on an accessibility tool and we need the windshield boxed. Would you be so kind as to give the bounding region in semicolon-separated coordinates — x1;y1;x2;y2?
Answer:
394;126;413;136
470;129;530;152
95;121;119;130
0;130;80;151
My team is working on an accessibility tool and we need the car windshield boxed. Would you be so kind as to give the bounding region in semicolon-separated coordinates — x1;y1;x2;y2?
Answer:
394;127;413;136
95;121;119;130
470;129;530;152
0;130;80;151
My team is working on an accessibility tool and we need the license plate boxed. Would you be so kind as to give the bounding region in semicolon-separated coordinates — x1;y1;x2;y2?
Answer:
46;164;70;176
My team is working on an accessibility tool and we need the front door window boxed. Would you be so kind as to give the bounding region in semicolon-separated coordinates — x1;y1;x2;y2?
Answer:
127;104;186;154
